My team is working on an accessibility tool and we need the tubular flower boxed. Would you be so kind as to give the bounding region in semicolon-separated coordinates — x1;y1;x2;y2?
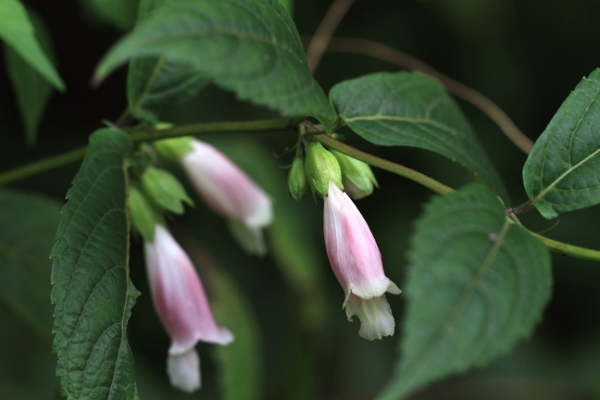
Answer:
144;224;233;393
323;181;401;340
181;140;273;256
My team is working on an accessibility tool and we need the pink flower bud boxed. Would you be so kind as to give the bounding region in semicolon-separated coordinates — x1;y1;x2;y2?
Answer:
181;140;273;255
144;225;233;392
323;181;401;340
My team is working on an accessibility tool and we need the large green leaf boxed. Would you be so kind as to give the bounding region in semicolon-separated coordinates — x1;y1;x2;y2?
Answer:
210;268;262;400
378;183;551;400
51;128;139;400
0;188;61;339
523;68;600;219
329;72;507;199
94;0;336;129
0;0;64;91
4;10;56;146
127;0;209;122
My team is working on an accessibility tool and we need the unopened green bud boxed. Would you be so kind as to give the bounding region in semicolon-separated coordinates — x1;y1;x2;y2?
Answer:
304;142;343;197
153;136;193;164
128;184;165;241
141;167;194;214
330;150;378;199
288;155;308;201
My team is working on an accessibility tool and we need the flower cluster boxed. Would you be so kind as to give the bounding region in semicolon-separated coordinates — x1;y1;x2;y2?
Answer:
130;138;273;392
131;132;400;393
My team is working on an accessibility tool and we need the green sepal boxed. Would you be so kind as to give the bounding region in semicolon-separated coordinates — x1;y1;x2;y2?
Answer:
304;141;343;198
153;136;193;164
128;183;165;241
141;166;193;214
330;149;378;200
287;155;308;201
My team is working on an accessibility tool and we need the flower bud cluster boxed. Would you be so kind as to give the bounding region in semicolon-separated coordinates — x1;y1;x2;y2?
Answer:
288;140;378;200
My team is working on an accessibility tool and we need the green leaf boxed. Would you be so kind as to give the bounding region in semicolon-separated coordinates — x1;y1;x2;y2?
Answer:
4;10;56;146
127;57;209;122
51;128;139;400
0;188;61;339
0;0;65;91
210;268;262;400
127;0;209;122
378;183;552;400
330;72;508;200
523;68;600;219
85;0;139;30
95;0;336;129
277;0;292;13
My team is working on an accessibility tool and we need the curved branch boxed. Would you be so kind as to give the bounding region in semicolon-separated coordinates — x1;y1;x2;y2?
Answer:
306;0;355;74
325;37;534;154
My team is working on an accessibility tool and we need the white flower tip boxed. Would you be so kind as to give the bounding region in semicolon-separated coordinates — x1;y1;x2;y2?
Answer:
345;295;395;341
167;349;201;393
214;327;235;346
387;281;402;295
228;220;268;256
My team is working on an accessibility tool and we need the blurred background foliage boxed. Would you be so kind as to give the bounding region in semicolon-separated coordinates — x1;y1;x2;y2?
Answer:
2;0;600;399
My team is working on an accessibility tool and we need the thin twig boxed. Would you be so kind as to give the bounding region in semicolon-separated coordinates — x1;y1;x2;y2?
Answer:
325;37;534;154
306;0;356;74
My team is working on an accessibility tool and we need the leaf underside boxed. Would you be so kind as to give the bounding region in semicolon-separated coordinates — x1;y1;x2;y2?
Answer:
51;128;139;400
523;68;600;219
97;0;336;129
378;183;552;400
330;72;508;200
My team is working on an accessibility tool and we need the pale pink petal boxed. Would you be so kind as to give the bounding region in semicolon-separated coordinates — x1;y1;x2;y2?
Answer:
181;140;273;229
324;181;398;301
144;225;234;356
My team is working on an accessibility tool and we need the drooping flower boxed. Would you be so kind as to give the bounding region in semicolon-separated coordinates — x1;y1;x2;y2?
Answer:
144;224;233;393
323;181;401;340
180;140;273;256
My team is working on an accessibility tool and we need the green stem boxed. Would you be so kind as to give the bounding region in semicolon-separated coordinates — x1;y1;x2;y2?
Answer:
129;118;299;142
529;231;600;262
0;118;299;186
0;146;88;187
3;118;600;263
314;134;455;196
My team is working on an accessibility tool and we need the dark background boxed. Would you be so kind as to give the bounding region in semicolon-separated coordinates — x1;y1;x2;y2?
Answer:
2;0;600;399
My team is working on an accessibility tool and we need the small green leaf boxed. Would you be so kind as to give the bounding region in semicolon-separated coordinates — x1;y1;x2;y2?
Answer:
378;183;552;400
523;68;600;219
0;188;61;339
85;0;139;30
95;0;336;129
0;0;65;91
4;10;56;146
51;128;139;400
210;268;262;400
330;72;507;199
